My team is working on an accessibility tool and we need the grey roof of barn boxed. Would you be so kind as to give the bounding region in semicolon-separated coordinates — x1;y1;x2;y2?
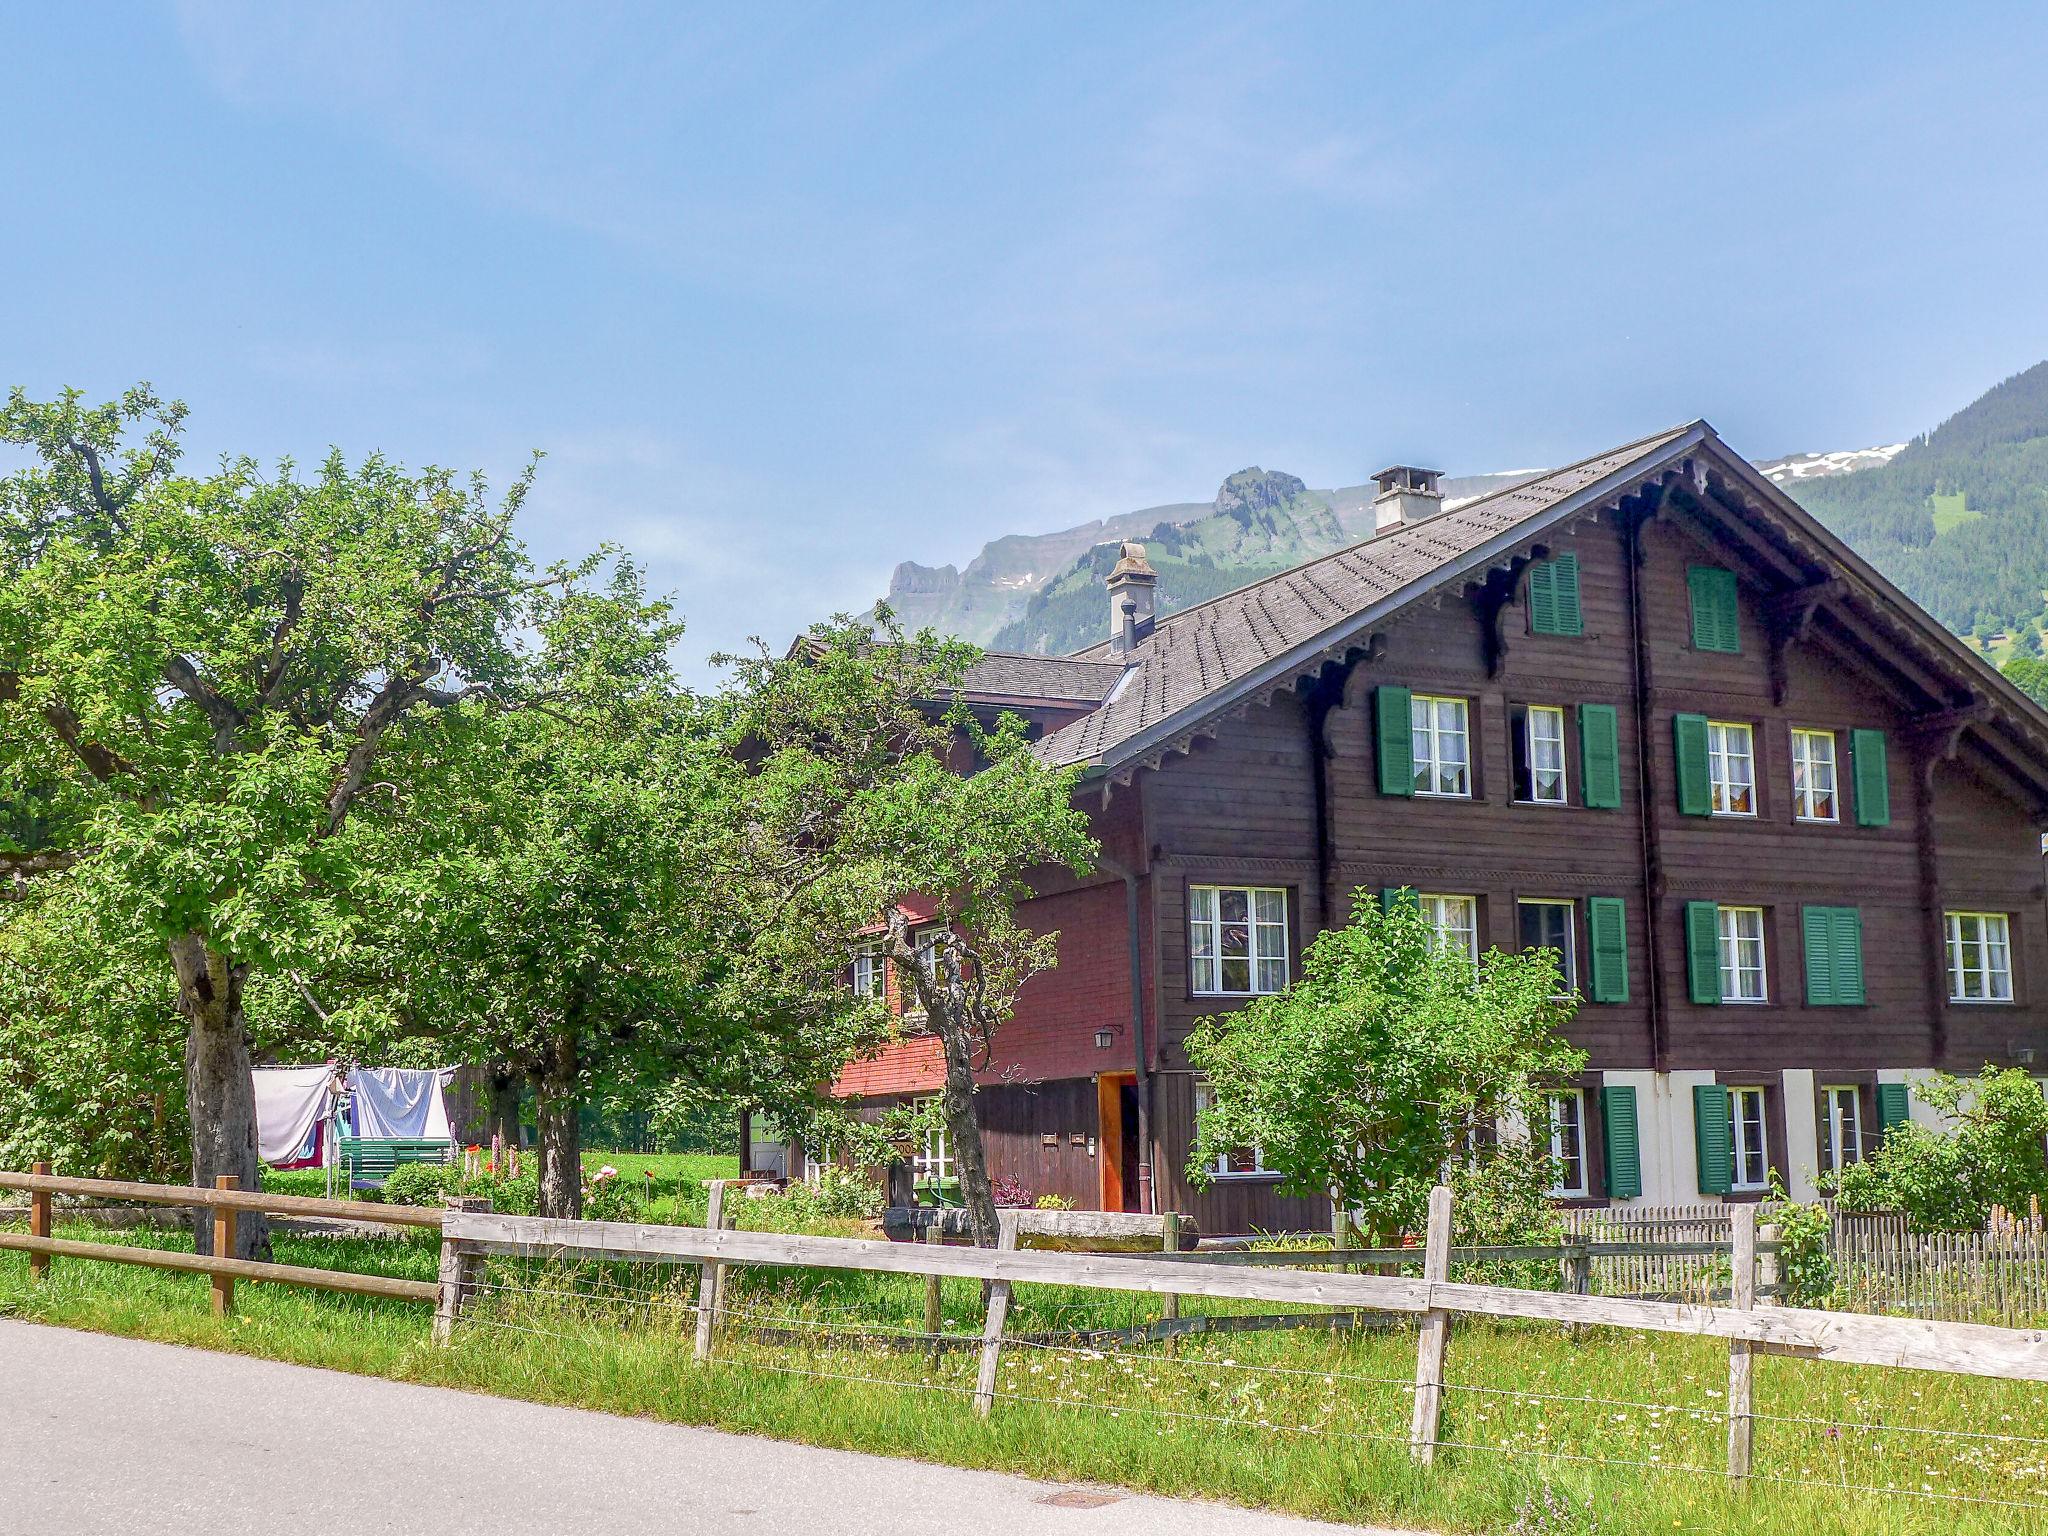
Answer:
958;650;1125;705
1030;419;2048;791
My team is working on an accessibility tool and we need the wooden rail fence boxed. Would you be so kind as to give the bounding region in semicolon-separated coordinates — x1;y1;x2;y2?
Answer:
12;1166;2048;1483
0;1164;454;1313
437;1193;2048;1478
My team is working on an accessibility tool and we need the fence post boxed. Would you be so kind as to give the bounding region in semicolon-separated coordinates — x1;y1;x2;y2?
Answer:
973;1210;1018;1418
923;1217;943;1352
28;1160;50;1281
1160;1212;1182;1349
1758;1221;1781;1307
694;1179;730;1364
1727;1203;1757;1483
432;1194;490;1346
1409;1183;1454;1465
211;1176;238;1316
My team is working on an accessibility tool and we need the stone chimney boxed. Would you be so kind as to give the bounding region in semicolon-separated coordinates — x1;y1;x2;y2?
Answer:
1371;465;1445;532
1105;540;1158;655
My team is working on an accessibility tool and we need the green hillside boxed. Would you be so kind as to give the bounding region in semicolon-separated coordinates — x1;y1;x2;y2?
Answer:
1789;361;2048;639
990;470;1354;654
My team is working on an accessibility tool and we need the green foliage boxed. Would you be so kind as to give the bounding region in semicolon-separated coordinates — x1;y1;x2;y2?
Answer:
1184;894;1585;1238
1823;1068;2048;1230
377;1161;453;1208
1448;1146;1568;1290
1766;1184;1835;1307
1506;1481;1600;1536
2004;654;2048;707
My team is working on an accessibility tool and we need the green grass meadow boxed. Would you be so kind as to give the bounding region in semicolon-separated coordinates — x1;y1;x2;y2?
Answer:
4;1212;2047;1535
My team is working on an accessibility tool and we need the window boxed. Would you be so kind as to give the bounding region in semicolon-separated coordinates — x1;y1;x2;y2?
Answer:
1420;894;1479;960
1546;1090;1589;1198
1513;705;1569;805
851;940;886;1001
1790;729;1839;822
1411;694;1471;797
1195;1083;1269;1177
1707;722;1756;816
1518;899;1577;992
1190;885;1289;995
1818;1086;1864;1173
1688;565;1740;653
912;1110;951;1186
1730;1086;1770;1192
1528;554;1583;637
1947;912;2014;1002
1718;907;1768;1002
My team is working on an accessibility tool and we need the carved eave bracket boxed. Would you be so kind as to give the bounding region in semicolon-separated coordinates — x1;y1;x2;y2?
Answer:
1904;697;1992;791
1761;578;1849;706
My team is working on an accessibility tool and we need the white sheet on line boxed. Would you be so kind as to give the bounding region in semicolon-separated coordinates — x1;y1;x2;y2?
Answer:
348;1067;453;1141
252;1066;337;1165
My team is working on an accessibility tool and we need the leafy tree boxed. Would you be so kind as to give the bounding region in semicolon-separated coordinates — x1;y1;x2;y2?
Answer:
717;615;1095;1246
2016;623;2044;659
1185;895;1585;1241
0;386;561;1254
2004;655;2048;708
1823;1068;2048;1230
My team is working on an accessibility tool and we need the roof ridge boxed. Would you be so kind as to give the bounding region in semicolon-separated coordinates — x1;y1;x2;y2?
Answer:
1064;421;1700;653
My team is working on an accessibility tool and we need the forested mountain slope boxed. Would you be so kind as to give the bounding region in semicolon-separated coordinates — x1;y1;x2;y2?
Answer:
1788;362;2048;640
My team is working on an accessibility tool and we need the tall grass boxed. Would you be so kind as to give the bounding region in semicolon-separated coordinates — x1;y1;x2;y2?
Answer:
3;1219;2046;1535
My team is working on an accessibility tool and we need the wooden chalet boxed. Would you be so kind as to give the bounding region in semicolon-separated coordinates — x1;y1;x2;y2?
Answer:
820;422;2048;1234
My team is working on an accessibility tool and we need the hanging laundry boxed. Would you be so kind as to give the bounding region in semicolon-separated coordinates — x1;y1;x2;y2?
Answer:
348;1067;455;1141
252;1066;340;1166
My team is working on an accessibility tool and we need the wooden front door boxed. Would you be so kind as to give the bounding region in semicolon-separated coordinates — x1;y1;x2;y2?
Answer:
1095;1072;1136;1212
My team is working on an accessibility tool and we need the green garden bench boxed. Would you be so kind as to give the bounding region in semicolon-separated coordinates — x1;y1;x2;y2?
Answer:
339;1137;454;1191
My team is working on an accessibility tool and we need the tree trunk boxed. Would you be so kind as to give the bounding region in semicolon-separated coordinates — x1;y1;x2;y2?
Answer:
171;933;267;1259
532;1033;582;1219
934;1003;1000;1248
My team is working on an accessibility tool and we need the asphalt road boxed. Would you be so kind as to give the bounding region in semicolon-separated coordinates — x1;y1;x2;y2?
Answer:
0;1320;1407;1535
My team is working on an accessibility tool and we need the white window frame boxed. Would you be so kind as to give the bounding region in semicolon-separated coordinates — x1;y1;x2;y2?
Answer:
1946;911;2014;1003
1730;1085;1770;1192
912;1107;951;1186
1518;897;1577;993
1194;1083;1271;1179
1189;884;1290;996
1419;893;1480;961
1520;704;1569;805
1790;728;1839;823
1545;1089;1589;1198
1707;721;1757;817
1818;1085;1863;1173
851;939;886;1002
1411;694;1472;799
1717;906;1768;1003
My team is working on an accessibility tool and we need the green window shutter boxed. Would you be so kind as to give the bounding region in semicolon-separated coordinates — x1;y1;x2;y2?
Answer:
1673;713;1712;816
1876;1081;1911;1134
1832;908;1865;1004
1851;729;1891;827
1693;1083;1733;1195
1579;703;1622;809
1530;554;1583;637
1602;1086;1642;1199
1685;901;1722;1005
1802;906;1837;1005
1376;686;1414;797
1688;565;1740;653
1380;886;1418;914
1528;560;1557;635
1587;896;1629;1003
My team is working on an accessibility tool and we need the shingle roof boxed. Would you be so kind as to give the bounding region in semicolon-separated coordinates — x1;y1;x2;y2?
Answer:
958;650;1125;704
1034;423;1706;772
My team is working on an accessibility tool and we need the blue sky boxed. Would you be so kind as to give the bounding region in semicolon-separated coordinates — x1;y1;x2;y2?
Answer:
6;3;2047;677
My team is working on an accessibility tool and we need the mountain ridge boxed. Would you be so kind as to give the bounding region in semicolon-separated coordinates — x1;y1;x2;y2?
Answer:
878;362;2048;660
